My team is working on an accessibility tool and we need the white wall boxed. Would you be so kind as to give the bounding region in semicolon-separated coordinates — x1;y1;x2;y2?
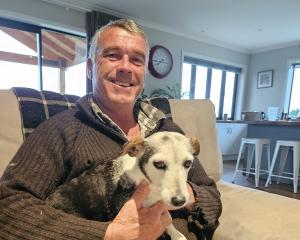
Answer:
245;45;300;114
0;0;250;118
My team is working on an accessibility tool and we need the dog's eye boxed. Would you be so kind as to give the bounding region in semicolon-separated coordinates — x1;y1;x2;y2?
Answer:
183;160;192;169
153;161;166;170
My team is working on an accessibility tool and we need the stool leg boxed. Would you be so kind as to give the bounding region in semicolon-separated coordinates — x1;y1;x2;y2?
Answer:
293;147;300;194
265;143;280;188
277;146;289;184
246;144;254;177
232;142;245;183
267;144;272;184
254;142;263;188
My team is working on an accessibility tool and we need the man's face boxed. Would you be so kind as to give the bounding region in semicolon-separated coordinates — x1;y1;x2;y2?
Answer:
89;27;147;109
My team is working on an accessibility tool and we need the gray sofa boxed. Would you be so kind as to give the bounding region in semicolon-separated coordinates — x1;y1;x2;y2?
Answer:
1;88;300;240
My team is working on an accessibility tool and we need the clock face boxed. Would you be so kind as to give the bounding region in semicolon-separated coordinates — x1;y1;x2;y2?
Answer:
148;45;173;78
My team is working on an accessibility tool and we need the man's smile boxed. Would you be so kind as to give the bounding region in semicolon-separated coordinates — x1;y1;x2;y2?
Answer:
110;80;134;88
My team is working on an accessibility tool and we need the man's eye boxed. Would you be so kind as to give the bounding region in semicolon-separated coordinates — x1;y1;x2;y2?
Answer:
183;160;192;169
105;53;119;60
153;161;166;170
131;56;145;66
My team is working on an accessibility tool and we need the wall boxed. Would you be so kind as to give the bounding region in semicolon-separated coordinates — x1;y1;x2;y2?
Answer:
143;27;249;119
245;45;300;116
0;0;250;118
143;26;249;92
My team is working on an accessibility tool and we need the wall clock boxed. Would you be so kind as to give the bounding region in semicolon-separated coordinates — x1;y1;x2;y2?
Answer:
148;45;173;79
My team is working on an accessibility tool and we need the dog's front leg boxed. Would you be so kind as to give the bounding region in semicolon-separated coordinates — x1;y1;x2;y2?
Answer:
165;223;187;240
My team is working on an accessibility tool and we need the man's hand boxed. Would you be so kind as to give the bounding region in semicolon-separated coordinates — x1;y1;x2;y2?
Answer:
104;180;172;240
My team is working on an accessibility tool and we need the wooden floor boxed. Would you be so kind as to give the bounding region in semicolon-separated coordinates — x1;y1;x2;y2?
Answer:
221;160;300;200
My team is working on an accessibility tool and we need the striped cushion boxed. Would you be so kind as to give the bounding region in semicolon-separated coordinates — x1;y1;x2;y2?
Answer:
13;87;80;139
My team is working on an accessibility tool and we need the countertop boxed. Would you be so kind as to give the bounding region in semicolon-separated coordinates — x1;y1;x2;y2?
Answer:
217;120;300;126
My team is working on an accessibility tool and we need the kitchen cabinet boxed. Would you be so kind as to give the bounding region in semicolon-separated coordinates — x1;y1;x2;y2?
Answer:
216;123;248;158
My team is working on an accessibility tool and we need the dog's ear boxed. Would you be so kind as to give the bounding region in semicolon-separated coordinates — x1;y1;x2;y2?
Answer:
190;137;200;156
122;137;145;157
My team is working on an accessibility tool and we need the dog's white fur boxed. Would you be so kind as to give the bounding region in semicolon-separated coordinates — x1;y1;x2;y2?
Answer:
114;131;200;240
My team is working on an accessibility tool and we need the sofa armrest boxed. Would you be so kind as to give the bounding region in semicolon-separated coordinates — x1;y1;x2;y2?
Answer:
214;181;300;240
0;90;23;176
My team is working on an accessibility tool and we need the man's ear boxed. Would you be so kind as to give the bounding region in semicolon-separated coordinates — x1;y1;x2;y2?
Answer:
122;138;145;157
87;58;93;80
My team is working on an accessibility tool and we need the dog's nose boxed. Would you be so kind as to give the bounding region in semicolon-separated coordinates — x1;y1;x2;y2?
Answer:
171;196;186;207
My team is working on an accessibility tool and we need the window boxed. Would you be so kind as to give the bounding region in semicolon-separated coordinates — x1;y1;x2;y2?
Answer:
0;17;87;96
288;64;300;118
0;21;40;90
181;56;241;120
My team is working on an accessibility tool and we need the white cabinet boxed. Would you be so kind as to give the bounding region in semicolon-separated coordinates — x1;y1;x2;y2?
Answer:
216;123;248;157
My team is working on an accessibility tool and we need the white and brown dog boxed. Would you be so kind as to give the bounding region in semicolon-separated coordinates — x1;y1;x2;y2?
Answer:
47;131;200;240
115;131;200;240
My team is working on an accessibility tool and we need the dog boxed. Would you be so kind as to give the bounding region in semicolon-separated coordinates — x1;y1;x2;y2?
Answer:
114;131;200;240
47;131;200;240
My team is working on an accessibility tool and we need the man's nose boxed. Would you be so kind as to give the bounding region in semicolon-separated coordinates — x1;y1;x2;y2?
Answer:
118;55;132;74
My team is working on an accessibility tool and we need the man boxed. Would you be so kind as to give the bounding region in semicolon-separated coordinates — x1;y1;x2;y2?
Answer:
0;19;221;240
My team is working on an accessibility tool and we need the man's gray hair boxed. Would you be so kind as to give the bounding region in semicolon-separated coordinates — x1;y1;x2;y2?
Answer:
88;19;149;62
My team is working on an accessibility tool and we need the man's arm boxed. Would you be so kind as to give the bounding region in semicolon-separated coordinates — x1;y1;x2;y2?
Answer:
0;112;173;240
0;113;111;240
187;158;222;227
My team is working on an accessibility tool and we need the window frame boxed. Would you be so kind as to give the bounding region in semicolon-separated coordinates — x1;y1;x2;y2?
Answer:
0;17;86;93
287;63;300;117
182;56;241;120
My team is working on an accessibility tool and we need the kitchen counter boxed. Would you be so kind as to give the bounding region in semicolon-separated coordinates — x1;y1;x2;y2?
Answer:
216;120;300;182
217;120;300;126
246;122;300;181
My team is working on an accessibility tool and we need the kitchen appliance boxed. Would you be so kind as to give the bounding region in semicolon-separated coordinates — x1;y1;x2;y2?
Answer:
241;111;265;121
267;107;279;121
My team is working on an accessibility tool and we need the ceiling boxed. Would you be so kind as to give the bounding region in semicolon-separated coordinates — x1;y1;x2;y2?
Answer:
42;0;300;54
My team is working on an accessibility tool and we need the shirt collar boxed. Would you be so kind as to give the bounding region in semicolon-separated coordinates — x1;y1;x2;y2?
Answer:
88;94;166;138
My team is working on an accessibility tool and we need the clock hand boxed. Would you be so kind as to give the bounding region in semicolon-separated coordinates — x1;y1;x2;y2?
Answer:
153;59;167;65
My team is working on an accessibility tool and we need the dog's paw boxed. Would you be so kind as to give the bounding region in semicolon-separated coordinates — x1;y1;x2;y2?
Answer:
171;234;187;240
166;224;187;240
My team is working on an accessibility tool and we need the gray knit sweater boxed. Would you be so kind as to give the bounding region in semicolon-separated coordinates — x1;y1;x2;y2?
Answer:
0;96;221;240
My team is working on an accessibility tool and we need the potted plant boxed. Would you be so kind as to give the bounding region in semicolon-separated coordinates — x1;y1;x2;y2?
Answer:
142;83;188;99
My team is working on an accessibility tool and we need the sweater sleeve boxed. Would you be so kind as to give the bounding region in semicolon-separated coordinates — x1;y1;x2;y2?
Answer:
187;158;222;228
0;113;110;240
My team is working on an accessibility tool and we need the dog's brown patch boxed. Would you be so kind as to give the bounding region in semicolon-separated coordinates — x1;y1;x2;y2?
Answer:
190;138;200;156
162;135;170;141
122;138;145;157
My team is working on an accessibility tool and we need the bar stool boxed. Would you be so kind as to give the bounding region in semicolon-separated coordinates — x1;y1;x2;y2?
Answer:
232;138;271;187
265;140;300;193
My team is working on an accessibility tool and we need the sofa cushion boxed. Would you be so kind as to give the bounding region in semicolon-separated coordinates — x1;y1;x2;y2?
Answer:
169;99;222;181
214;181;300;240
13;87;80;139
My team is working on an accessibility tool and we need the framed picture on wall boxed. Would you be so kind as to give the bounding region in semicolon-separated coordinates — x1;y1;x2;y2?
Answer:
257;70;273;88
